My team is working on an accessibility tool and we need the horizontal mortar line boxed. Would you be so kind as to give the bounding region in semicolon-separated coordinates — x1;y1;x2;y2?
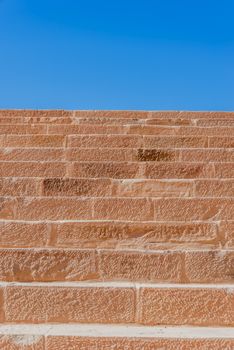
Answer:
1;160;234;163
0;324;233;338
3;132;234;136
0;177;234;182
1;196;233;200
0;147;233;150
0;219;226;223
1;195;234;200
2;123;234;128
0;281;233;289
1;247;233;253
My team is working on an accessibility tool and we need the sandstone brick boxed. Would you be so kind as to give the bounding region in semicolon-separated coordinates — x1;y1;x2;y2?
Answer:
48;124;123;135
0;287;4;321
0;249;97;282
0;124;46;134
198;118;234;126
128;125;176;135
42;178;113;197
65;148;133;162
74;110;149;119
143;136;208;148
93;198;154;221
98;250;183;282
185;250;234;283
0;222;49;248
158;111;234;119
180;149;234;162
53;221;219;249
195;180;234;197
129;125;234;136
5;286;135;323
154;198;234;221
0;110;72;118
16;198;93;220
0;116;72;124
3;135;65;148
0;148;64;161
116;179;193;197
209;137;234;148
45;336;234;350
139;288;234;326
175;126;234;136
0;162;66;178
76;117;143;125
137;149;177;161
0;335;44;349
146;117;192;125
219;221;234;248
213;163;234;178
0;198;17;219
70;162;141;179
0;178;40;196
68;135;141;148
145;163;212;179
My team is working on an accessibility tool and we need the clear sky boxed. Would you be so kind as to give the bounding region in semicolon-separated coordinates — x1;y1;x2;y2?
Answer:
0;0;233;110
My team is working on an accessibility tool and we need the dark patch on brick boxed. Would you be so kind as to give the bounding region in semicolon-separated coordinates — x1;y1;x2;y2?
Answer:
42;178;92;196
137;149;173;161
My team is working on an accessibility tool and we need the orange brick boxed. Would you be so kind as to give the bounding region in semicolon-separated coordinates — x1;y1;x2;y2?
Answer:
65;148;135;162
0;148;64;161
219;221;234;248
209;137;234;148
42;178;113;197
74;110;149;119
145;163;212;179
180;149;234;162
70;162;141;179
93;198;154;221
146;117;192;125
116;179;193;197
159;111;234;119
0;162;66;177
16;198;93;220
5;286;135;323
129;125;234;136
0;335;44;349
45;337;234;350
0;178;40;196
154;198;234;221
185;250;234;283
175;126;234;136
139;287;233;326
0;198;16;220
0;109;72;118
198;118;234;126
75;117;143;125
0;287;3;321
0;222;49;248
143;136;208;148
136;149;177;161
68;135;141;148
3;135;65;148
0;249;97;282
0;124;47;134
195;180;234;197
52;221;219;249
48;124;123;135
213;163;234;178
98;250;183;282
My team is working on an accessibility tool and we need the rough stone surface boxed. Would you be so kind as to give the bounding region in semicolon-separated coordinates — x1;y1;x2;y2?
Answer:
5;286;135;324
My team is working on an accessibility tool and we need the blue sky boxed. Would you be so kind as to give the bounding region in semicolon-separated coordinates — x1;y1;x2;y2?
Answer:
0;0;233;110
